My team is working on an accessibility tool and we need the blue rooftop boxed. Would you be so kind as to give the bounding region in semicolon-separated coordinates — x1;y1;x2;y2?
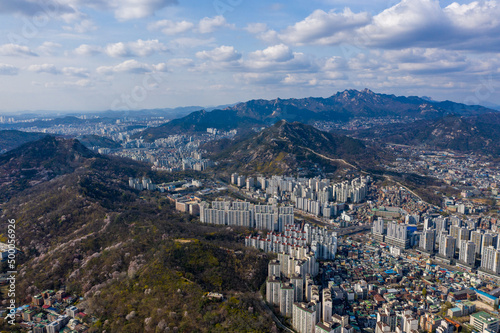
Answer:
471;288;497;301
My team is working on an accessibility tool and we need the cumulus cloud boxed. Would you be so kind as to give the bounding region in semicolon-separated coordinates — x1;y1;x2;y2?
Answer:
0;64;19;75
196;45;241;62
62;67;90;78
167;58;195;68
74;40;167;58
149;19;194;35
251;0;500;52
106;39;167;57
198;16;234;33
278;8;371;45
0;44;38;56
380;48;469;74
26;64;90;78
281;73;329;86
27;63;60;74
383;48;465;64
322;56;348;71
360;0;500;50
105;39;167;57
74;44;102;56
244;45;315;72
108;0;178;20
97;59;168;75
249;44;294;63
359;0;449;49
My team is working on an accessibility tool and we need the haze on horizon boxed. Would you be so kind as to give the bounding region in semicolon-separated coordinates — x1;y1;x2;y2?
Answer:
0;0;499;113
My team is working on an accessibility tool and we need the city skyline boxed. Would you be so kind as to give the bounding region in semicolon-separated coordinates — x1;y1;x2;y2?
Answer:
0;0;500;112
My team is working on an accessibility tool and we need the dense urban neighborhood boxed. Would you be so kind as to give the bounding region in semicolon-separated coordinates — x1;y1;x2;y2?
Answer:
1;90;500;332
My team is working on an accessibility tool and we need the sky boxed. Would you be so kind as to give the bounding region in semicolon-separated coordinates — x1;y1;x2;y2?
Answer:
0;0;499;113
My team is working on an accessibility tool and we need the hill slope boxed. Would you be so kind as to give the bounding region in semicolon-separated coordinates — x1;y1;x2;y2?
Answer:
0;130;49;152
0;136;152;202
2;136;275;332
137;88;497;141
76;134;121;149
0;136;98;201
138;109;261;141
352;113;500;155
208;120;386;175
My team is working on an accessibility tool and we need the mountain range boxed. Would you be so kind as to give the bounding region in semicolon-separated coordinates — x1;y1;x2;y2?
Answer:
350;113;500;155
206;120;387;176
137;89;497;141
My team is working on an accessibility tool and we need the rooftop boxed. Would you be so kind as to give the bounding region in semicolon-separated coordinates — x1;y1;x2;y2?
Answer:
471;311;499;323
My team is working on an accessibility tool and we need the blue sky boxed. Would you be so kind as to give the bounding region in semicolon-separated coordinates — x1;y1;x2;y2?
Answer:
0;0;499;112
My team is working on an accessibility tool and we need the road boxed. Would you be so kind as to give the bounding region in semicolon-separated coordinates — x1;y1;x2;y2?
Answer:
299;146;362;172
257;293;295;333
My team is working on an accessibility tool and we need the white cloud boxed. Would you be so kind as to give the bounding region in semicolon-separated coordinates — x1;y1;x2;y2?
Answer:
249;44;294;62
359;0;500;50
62;67;90;77
257;0;500;52
244;45;315;72
322;56;348;71
196;45;241;62
97;59;167;75
0;64;19;75
109;0;178;20
63;18;97;33
398;60;468;74
0;44;38;56
0;0;178;21
359;0;447;49
383;48;465;64
105;39;167;57
233;72;284;85
152;63;168;72
105;43;128;57
43;79;94;89
380;48;469;74
27;63;60;74
74;44;102;56
149;19;194;35
278;8;371;45
444;1;500;30
198;16;234;33
37;42;62;56
280;73;332;86
167;58;195;67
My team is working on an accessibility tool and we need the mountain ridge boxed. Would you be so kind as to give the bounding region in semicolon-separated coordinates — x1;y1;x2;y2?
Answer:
350;112;500;155
136;89;497;141
0;130;49;152
206;120;388;176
